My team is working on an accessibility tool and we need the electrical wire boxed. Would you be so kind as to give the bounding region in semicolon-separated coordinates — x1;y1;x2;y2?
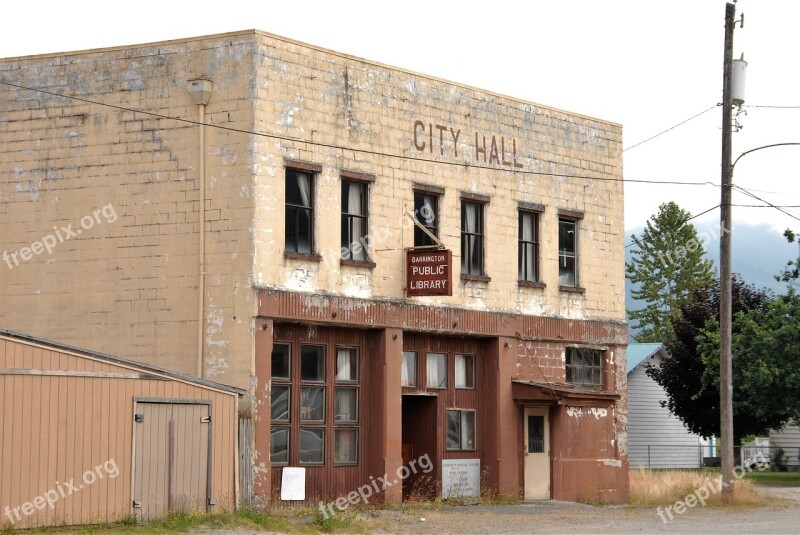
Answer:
0;79;719;187
625;204;721;248
733;185;800;223
622;105;718;152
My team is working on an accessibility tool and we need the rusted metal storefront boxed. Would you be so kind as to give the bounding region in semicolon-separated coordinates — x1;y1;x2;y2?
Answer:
253;290;628;505
0;330;243;529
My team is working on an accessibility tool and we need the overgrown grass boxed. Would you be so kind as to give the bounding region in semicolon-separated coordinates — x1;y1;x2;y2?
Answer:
629;467;769;507
10;508;323;534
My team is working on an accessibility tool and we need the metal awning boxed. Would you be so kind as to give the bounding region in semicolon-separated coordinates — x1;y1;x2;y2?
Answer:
512;379;620;403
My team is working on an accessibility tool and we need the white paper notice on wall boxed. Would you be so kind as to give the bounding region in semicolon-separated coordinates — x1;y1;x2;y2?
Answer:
442;459;480;499
280;467;306;500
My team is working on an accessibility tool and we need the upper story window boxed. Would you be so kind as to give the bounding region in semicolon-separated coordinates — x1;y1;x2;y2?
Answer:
340;171;376;263
566;348;603;388
285;168;316;255
558;217;578;287
413;191;439;247
518;209;540;283
461;200;485;276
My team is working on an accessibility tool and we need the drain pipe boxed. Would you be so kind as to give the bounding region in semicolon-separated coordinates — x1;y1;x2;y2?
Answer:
187;78;213;378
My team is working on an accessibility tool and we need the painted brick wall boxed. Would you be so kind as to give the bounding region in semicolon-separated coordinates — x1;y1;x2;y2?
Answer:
249;31;624;320
1;30;625;397
0;33;258;391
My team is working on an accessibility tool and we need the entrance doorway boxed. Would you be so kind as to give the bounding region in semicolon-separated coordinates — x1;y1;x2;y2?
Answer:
401;395;437;500
523;406;550;500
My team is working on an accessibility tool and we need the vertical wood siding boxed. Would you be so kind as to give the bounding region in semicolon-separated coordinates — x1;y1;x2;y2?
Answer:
0;336;238;529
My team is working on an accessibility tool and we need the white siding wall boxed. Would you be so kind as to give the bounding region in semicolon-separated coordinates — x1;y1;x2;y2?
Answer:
769;424;800;467
627;354;705;468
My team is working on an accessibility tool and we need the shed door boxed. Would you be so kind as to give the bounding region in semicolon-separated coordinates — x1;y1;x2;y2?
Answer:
133;402;210;521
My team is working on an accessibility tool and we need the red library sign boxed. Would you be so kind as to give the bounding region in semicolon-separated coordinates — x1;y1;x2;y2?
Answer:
406;249;452;296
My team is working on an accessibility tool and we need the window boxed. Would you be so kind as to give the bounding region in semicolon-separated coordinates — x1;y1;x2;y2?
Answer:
270;342;291;465
558;218;577;287
461;201;484;276
341;180;368;261
401;351;417;387
299;428;324;464
426;353;447;388
300;345;325;381
413;191;438;247
271;343;290;380
334;428;358;464
334;388;358;422
300;386;325;421
446;410;476;450
566;348;603;388
271;385;290;421
272;340;361;466
335;347;358;382
285;169;314;254
271;428;289;464
454;354;475;389
519;210;539;283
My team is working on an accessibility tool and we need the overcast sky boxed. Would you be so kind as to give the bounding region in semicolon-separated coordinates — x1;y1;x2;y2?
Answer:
3;0;800;236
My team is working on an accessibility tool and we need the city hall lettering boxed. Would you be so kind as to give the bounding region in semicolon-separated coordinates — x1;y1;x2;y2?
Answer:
412;120;524;169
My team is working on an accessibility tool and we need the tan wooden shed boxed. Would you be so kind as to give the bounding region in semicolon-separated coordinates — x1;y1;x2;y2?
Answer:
0;330;244;529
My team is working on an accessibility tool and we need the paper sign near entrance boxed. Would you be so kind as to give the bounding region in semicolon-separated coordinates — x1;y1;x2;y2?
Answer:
406;250;452;296
280;467;306;500
442;459;480;499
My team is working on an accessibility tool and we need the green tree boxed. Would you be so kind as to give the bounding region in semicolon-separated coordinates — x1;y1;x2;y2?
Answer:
626;202;715;342
696;290;800;440
648;275;772;442
777;228;800;282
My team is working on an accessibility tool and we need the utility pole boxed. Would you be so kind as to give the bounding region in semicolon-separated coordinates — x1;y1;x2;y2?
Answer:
719;1;735;498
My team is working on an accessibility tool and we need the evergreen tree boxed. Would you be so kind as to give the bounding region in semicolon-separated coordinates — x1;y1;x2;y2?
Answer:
626;202;715;342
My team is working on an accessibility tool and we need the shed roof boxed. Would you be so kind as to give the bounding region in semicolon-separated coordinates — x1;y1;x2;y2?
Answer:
626;343;666;374
0;328;246;396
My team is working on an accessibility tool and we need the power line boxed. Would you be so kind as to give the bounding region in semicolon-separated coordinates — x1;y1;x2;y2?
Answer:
623;104;718;152
733;185;800;223
625;204;721;248
0;79;718;188
743;104;800;109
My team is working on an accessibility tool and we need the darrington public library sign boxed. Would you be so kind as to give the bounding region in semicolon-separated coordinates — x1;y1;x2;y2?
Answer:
405;250;452;297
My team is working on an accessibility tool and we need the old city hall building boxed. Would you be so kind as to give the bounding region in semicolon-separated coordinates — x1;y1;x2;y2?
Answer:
0;29;629;510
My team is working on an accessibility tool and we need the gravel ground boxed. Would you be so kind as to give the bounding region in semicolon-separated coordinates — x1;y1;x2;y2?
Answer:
194;487;800;535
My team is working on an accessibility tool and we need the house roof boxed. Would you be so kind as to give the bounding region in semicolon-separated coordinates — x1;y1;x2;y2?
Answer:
0;328;247;396
627;343;666;374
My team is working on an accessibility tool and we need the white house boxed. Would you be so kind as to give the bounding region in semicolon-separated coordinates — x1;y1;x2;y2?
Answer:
627;343;708;468
769;422;800;469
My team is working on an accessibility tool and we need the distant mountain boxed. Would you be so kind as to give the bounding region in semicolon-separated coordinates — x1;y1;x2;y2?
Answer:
625;223;798;341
